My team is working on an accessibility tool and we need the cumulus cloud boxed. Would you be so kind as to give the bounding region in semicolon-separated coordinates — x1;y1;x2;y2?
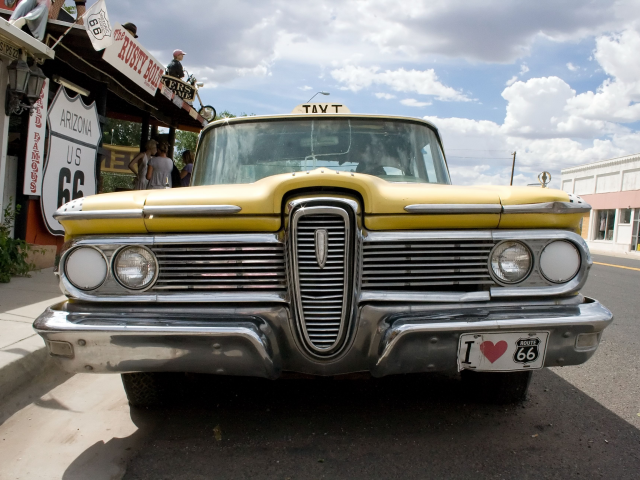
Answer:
429;27;640;187
104;0;638;86
400;98;432;107
566;62;579;71
299;85;313;91
331;66;470;101
375;93;396;99
505;76;518;86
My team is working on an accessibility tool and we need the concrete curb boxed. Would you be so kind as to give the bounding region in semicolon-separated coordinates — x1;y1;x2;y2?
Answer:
0;335;48;402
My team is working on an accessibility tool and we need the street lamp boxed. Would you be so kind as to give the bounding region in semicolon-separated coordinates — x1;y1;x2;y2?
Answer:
307;91;330;103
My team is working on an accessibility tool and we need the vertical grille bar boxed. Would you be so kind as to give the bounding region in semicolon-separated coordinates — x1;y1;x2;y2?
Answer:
291;206;352;355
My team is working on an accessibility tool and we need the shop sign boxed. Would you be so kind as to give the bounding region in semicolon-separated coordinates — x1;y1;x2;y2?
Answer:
23;78;49;196
0;36;19;60
41;86;101;235
291;103;351;114
161;75;196;102
102;24;164;97
100;144;139;174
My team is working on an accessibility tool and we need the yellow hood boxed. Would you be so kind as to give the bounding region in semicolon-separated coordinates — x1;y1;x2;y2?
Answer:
62;169;582;237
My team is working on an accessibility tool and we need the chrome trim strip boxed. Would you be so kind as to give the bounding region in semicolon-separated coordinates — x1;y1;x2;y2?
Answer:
360;291;490;303
53;209;143;221
287;197;360;214
404;204;502;214
502;201;591;214
143;205;242;216
364;230;493;241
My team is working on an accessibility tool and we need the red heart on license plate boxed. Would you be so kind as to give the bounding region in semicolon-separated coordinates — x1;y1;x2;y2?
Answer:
480;340;508;363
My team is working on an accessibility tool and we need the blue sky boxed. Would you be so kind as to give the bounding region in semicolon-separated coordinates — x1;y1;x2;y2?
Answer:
83;0;640;188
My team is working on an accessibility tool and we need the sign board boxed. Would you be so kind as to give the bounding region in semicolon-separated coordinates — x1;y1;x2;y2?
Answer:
102;23;164;97
100;144;139;174
41;87;102;235
161;75;196;102
23;78;49;196
291;103;351;114
0;35;19;60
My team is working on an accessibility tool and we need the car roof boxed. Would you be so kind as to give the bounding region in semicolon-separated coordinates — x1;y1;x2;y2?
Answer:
201;113;440;135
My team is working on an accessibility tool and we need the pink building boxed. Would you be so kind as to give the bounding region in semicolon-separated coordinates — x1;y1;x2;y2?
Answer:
561;153;640;255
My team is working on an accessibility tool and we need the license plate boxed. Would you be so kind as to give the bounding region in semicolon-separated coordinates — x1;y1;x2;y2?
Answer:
457;332;549;372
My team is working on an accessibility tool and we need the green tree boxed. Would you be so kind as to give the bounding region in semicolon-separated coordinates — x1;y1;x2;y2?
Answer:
103;118;142;147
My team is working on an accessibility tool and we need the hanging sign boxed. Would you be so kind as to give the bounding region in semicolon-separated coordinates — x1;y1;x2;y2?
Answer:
40;86;101;235
102;23;164;97
161;75;196;102
23;77;49;196
100;144;139;174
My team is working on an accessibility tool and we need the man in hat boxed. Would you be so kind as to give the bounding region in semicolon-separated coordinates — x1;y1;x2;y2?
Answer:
122;22;138;38
166;49;186;79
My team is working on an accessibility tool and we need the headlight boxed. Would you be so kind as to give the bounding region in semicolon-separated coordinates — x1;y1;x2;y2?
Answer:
539;240;580;283
113;246;157;290
65;247;107;290
490;241;532;284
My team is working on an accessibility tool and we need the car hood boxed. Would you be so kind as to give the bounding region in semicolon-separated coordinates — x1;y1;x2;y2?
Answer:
60;169;586;237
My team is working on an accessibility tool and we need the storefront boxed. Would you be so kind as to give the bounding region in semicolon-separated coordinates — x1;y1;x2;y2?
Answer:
561;153;640;255
0;4;207;268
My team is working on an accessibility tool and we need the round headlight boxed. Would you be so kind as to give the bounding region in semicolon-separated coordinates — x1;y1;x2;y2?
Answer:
490;241;532;284
539;240;580;283
113;246;157;290
65;247;108;290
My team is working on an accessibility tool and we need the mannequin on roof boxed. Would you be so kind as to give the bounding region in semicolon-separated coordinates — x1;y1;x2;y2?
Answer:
7;0;51;41
166;49;186;79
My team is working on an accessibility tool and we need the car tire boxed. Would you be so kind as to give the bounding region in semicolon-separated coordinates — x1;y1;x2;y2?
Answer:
461;370;533;404
121;372;174;407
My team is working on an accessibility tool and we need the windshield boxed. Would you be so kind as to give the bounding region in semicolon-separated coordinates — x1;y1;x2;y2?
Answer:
192;117;450;185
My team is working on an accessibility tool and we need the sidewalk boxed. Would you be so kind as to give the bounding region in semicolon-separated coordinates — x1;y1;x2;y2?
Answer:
0;269;65;399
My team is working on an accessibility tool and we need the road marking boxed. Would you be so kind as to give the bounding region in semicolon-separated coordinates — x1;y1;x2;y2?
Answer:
593;261;640;272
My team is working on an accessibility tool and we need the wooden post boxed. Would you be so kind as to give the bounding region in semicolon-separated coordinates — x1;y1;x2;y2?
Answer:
140;112;150;152
150;125;158;141
509;151;516;186
94;84;108;193
168;126;176;159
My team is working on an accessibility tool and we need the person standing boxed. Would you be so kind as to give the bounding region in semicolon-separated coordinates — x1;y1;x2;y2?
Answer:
146;141;174;189
180;150;195;187
128;139;157;190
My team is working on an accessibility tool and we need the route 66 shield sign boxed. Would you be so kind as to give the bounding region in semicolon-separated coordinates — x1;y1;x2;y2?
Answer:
513;337;541;364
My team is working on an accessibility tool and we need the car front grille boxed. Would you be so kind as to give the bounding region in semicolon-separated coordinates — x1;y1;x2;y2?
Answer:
290;207;353;355
150;242;286;292
361;238;496;291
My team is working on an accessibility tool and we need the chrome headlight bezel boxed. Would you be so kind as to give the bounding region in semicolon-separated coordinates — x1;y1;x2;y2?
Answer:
112;245;159;291
488;240;533;285
539;240;581;284
63;245;109;291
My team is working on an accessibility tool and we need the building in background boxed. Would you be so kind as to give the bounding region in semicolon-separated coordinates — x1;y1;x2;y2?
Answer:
561;153;640;255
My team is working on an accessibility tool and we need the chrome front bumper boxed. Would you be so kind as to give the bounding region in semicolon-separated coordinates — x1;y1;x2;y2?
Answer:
33;297;613;378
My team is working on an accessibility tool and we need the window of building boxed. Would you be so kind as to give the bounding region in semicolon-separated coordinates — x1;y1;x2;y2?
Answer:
619;208;632;224
595;209;616;241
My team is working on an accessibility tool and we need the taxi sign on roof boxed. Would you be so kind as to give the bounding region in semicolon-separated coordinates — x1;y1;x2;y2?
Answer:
291;103;351;114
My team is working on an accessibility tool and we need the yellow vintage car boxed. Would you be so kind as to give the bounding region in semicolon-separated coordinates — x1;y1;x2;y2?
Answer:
34;107;612;406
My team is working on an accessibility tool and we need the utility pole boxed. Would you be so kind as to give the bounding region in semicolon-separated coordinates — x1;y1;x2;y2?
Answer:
509;151;516;186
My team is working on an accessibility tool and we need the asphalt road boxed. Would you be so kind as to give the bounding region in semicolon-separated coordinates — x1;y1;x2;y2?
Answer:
1;255;639;479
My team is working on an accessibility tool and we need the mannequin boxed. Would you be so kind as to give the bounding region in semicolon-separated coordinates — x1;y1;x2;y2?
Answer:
7;0;51;41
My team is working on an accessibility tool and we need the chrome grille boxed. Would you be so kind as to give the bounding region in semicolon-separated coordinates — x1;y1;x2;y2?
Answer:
151;242;286;292
362;239;496;291
291;207;352;354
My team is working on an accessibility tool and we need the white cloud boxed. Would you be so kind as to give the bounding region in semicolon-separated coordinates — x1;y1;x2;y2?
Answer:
520;64;530;75
426;27;640;187
505;75;518;86
375;92;396;99
331;66;471;101
401;98;432;107
566;62;579;71
299;85;313;91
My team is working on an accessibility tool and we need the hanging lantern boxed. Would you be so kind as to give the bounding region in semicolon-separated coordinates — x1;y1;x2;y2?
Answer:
27;64;47;102
7;57;31;95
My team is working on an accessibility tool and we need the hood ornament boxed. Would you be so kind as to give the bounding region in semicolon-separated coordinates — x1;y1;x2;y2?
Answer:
315;229;328;269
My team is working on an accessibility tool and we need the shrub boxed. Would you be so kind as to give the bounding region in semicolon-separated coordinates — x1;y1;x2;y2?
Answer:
0;199;35;283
